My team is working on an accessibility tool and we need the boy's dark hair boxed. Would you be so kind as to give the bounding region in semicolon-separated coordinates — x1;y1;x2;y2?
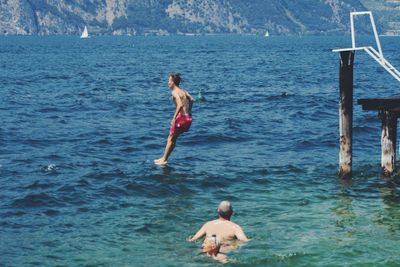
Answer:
169;73;181;86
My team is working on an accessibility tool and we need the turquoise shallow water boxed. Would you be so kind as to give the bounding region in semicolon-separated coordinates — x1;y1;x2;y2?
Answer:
1;35;400;266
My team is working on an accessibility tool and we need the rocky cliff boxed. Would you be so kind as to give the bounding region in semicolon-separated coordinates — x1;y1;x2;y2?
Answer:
0;0;394;35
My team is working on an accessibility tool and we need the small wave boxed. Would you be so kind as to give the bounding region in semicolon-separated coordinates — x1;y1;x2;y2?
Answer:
12;193;61;208
45;254;63;261
37;107;60;113
361;114;380;123
274;251;309;261
138;135;158;142
350;163;382;179
14;80;29;86
252;177;272;185
43;209;60;216
41;154;63;161
135;223;152;234
77;207;91;213
294;136;336;150
199;176;234;188
0;221;27;229
2;210;26;217
92;138;112;145
266;92;291;100
225;118;242;130
267;164;306;175
57;185;76;193
184;133;244;145
82;169;127;180
77;178;91;187
119;202;132;208
353;125;377;134
144;143;160;149
120;147;136;153
100;185;128;197
23;139;49;148
236;168;271;177
25;180;56;190
43;74;71;80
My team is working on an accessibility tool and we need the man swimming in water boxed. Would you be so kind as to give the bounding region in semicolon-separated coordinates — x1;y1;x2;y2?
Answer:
154;73;194;165
190;201;249;250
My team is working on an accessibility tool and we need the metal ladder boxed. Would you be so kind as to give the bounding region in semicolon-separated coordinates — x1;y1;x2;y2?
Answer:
333;11;400;82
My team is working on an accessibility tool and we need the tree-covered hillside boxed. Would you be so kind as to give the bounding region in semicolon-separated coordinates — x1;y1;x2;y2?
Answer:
0;0;396;36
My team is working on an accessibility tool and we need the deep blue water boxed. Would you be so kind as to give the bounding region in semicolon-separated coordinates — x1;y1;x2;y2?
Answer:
1;35;400;266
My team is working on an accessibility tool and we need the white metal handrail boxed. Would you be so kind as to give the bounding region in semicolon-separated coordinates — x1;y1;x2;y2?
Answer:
364;47;400;82
333;11;400;83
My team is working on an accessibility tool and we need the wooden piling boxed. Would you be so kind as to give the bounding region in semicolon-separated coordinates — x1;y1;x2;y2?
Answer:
339;51;355;178
358;97;400;176
379;110;398;176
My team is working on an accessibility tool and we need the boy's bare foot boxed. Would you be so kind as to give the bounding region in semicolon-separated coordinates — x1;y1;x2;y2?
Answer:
154;158;168;165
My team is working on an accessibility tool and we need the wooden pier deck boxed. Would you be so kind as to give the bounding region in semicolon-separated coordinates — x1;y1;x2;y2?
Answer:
358;96;400;112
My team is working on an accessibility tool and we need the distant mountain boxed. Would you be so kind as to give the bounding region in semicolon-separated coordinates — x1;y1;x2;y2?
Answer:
0;0;396;36
360;0;400;36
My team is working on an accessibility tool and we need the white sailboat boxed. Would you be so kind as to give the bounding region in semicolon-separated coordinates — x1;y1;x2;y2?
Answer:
264;31;269;37
80;26;89;39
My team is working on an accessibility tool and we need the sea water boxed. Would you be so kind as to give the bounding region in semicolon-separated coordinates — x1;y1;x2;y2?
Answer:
1;35;400;266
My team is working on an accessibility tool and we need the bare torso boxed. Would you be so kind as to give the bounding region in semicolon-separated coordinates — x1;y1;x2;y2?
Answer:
202;219;246;253
172;88;193;115
203;219;240;241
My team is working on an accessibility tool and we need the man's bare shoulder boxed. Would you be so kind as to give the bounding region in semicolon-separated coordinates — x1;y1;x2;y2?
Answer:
204;219;219;226
228;220;243;230
204;219;243;230
201;219;220;229
200;220;210;229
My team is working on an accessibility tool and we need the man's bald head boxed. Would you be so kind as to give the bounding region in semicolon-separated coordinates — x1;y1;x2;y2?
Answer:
217;201;233;220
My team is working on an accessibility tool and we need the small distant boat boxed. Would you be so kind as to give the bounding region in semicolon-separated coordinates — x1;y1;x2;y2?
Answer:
80;26;89;39
264;31;269;37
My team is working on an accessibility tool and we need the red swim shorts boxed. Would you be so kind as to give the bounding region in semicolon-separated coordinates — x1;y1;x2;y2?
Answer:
170;113;192;135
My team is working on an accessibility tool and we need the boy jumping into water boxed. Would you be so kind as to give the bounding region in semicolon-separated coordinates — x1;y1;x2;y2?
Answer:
154;73;194;165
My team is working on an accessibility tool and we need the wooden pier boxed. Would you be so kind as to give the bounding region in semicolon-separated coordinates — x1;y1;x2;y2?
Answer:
358;97;400;176
337;51;400;177
334;12;400;178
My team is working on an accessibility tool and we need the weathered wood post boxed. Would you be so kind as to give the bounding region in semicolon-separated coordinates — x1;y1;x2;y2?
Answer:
379;110;398;176
358;98;400;177
339;51;355;178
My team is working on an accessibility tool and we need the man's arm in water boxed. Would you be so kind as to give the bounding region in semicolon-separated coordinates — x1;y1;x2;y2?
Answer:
189;223;208;241
234;225;249;242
